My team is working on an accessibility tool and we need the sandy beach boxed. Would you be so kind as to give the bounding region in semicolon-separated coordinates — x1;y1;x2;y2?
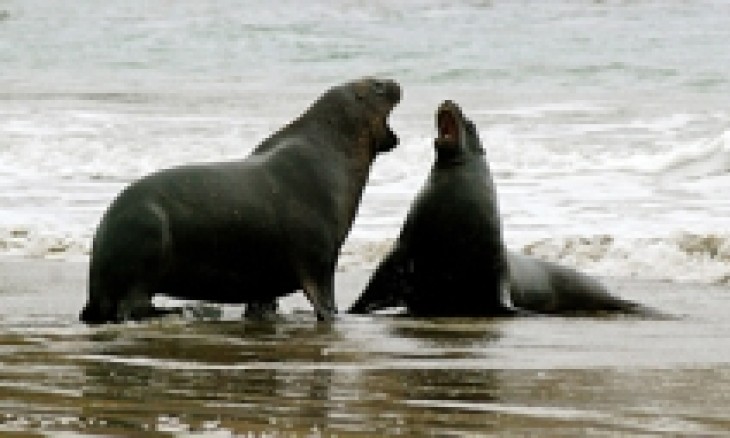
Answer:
0;258;728;436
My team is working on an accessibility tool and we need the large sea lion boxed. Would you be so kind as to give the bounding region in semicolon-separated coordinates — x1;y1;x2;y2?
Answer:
349;100;647;317
80;77;401;324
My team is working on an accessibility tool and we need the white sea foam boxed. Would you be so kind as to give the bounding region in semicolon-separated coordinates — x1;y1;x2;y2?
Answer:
341;233;730;286
1;0;729;286
2;116;730;286
0;225;90;261
657;129;730;181
520;233;730;285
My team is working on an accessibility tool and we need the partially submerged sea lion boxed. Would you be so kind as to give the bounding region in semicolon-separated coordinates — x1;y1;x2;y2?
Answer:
81;77;401;323
349;100;648;317
507;252;646;315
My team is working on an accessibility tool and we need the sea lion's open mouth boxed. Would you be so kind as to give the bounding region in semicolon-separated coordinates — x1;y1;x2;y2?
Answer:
435;101;459;148
375;112;398;153
366;78;400;154
380;87;401;152
385;118;398;149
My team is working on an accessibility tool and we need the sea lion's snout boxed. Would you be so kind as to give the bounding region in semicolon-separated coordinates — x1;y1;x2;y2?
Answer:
365;77;401;106
373;78;401;153
382;79;402;105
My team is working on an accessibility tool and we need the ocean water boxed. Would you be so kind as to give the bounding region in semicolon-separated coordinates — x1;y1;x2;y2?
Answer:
0;0;729;284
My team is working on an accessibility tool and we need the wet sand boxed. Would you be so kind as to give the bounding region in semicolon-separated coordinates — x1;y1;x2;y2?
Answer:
0;259;728;436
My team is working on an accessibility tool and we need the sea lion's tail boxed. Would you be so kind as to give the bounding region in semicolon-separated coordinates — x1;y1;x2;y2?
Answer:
618;300;677;320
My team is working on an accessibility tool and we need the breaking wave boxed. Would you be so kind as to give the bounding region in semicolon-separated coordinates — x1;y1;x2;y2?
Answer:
2;227;728;285
340;233;730;286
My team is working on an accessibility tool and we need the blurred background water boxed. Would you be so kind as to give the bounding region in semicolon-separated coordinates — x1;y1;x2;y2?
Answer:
0;0;728;283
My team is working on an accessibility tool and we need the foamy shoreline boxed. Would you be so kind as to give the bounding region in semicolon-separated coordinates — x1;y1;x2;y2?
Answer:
2;229;728;285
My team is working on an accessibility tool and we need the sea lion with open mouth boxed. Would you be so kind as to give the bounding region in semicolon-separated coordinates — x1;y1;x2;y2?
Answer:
350;100;513;316
350;100;651;317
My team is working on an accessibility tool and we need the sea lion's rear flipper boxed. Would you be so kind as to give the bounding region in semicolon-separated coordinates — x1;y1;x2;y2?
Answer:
81;201;171;324
348;248;408;314
244;300;279;320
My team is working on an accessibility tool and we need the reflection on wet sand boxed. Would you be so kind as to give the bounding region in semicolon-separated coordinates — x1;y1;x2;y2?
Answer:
1;315;728;436
1;262;729;435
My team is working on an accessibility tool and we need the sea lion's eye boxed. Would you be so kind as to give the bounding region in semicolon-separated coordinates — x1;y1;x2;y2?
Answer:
372;80;387;96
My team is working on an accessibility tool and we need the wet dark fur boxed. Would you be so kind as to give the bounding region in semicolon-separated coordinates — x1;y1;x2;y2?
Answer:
81;78;401;323
351;100;512;316
349;100;652;317
507;252;648;315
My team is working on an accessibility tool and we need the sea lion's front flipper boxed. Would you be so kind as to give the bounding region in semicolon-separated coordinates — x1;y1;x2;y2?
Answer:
348;247;409;314
301;275;337;322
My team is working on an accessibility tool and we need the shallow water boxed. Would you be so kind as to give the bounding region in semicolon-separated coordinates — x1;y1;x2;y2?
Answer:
1;261;728;436
1;2;729;433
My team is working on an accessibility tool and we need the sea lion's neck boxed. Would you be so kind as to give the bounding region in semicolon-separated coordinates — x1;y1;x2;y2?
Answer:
265;113;379;242
435;152;469;168
339;139;377;239
435;144;490;169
